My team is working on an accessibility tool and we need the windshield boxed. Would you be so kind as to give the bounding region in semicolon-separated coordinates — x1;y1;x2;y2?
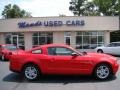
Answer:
3;45;18;51
68;46;83;55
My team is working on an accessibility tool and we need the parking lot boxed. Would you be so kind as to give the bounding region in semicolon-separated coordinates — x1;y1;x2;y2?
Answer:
0;57;120;90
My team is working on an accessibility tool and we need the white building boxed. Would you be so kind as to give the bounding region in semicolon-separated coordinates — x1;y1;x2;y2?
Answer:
0;16;119;50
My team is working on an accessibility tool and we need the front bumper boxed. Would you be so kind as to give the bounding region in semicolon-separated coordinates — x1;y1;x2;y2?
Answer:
113;62;119;74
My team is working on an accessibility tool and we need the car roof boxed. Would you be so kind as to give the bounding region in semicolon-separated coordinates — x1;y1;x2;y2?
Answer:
111;42;120;43
27;44;70;52
36;44;69;49
40;44;69;48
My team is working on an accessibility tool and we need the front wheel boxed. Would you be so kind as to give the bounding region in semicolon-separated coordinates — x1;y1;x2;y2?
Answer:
97;49;103;53
94;64;112;80
23;64;41;81
1;54;5;61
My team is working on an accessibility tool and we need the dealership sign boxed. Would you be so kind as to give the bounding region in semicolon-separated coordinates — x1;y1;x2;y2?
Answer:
18;20;85;28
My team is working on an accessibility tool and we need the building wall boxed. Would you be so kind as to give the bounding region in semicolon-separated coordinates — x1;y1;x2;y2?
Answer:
70;32;76;48
0;16;119;33
24;32;32;50
104;31;110;45
53;32;64;44
0;33;5;44
0;16;119;50
53;31;76;49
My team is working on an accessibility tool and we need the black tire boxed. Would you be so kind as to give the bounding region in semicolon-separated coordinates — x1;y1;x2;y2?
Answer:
1;54;5;61
23;64;41;81
94;64;112;80
0;56;1;60
97;49;103;53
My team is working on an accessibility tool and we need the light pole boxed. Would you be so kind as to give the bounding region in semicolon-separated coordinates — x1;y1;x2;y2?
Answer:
119;14;120;30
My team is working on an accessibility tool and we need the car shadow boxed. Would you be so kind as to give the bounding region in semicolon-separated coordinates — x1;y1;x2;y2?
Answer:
3;72;117;84
0;60;9;62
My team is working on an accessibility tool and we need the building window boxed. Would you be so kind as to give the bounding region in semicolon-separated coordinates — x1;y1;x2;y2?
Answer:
5;33;25;50
76;31;104;49
32;32;53;47
64;32;71;45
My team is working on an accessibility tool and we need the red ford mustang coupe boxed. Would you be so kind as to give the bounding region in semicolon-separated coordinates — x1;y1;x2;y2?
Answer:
9;44;119;80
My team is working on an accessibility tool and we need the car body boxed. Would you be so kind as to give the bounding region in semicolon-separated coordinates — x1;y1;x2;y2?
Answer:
9;44;119;80
0;44;24;61
95;42;120;55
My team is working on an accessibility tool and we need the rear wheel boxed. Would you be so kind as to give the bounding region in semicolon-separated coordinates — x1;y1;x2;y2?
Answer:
97;49;103;53
94;64;112;80
1;54;5;61
23;64;41;81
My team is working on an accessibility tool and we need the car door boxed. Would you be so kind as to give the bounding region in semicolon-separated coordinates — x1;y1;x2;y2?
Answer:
111;43;120;55
104;43;116;54
46;47;92;75
104;43;120;55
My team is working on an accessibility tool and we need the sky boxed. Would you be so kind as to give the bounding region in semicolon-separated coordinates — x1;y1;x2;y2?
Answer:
0;0;74;18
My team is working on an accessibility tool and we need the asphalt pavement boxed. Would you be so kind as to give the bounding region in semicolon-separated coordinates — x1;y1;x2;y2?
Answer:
0;57;120;90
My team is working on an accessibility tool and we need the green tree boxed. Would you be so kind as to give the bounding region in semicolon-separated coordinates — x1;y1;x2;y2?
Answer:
2;4;32;18
69;0;99;16
93;0;120;16
69;0;120;16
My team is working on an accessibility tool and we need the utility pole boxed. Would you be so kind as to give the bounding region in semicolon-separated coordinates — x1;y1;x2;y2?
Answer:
119;14;120;30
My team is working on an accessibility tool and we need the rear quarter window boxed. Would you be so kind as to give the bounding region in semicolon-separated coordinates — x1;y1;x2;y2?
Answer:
32;49;42;54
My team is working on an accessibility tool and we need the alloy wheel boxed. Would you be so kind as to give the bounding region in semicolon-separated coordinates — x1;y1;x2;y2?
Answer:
97;50;103;53
24;64;40;80
95;64;111;80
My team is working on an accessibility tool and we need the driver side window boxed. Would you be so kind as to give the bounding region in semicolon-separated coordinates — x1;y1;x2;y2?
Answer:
48;47;74;56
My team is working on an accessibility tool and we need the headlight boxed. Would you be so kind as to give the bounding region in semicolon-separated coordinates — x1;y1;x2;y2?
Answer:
110;56;117;60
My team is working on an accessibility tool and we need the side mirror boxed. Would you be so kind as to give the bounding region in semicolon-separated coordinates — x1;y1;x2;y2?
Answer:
82;51;87;55
71;52;78;57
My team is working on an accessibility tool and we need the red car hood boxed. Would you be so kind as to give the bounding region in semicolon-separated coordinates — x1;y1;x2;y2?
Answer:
86;52;117;60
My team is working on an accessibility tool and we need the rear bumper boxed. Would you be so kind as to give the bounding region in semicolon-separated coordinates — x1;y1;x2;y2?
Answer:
9;67;20;73
9;59;22;73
